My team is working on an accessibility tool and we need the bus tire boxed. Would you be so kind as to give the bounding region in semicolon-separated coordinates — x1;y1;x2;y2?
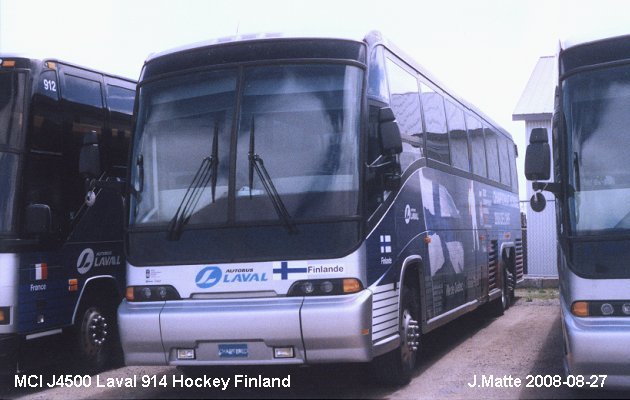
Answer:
487;268;510;317
371;285;420;386
72;297;116;372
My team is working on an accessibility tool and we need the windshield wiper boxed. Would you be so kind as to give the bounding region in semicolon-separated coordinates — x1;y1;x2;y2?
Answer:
167;124;219;240
248;117;297;234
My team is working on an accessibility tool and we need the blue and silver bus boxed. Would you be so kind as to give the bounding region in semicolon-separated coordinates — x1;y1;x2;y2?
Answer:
0;57;134;374
526;33;630;388
119;32;523;385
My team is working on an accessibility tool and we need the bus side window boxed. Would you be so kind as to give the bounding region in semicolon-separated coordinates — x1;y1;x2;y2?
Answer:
466;113;487;178
384;56;423;171
420;82;449;165
497;134;511;186
24;69;65;235
60;71;106;219
484;125;500;182
508;140;518;190
445;99;469;172
106;84;135;178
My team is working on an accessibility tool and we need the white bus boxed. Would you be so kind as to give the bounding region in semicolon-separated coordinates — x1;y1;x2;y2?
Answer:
526;33;630;388
119;32;523;385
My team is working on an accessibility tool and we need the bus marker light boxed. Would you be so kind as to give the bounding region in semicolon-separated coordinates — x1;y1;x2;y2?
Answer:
571;301;589;317
361;328;370;335
601;303;614;316
68;279;78;292
45;61;57;69
177;349;195;360
343;278;361;293
623;303;630;315
1;60;15;67
126;287;135;301
273;347;294;358
0;307;8;324
424;236;431;244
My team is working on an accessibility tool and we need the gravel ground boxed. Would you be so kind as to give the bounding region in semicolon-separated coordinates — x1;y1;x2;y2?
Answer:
3;291;629;399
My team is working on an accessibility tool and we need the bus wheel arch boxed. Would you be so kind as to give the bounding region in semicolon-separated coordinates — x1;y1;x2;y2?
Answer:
71;277;122;372
372;260;422;386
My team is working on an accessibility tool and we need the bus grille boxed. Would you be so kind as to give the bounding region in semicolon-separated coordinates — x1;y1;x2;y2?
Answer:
371;283;400;343
515;238;525;282
488;240;499;291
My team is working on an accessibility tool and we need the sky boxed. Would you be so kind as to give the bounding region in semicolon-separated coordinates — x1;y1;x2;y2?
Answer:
2;0;630;199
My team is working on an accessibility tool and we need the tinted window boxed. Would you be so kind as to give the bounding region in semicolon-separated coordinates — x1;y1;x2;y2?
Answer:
421;82;449;164
445;99;469;171
0;71;26;148
107;85;135;114
386;57;422;170
466;113;487;177
64;75;103;108
368;46;389;103
497;134;511;185
507;140;518;190
484;125;500;182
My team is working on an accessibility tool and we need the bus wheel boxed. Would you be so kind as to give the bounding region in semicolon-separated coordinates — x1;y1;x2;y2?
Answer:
501;268;511;310
487;268;510;317
73;301;114;372
372;285;420;386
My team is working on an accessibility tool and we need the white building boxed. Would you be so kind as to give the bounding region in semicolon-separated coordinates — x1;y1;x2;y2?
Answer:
512;56;558;277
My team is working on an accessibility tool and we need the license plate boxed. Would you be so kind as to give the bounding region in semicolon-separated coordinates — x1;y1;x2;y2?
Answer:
218;343;248;358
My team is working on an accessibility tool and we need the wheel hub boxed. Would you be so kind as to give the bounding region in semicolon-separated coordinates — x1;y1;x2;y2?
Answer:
88;313;109;347
402;310;420;361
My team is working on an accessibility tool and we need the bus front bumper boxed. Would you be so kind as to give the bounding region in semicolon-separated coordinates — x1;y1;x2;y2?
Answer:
118;289;373;366
562;298;630;388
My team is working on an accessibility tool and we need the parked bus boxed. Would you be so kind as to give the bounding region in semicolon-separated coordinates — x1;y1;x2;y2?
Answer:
119;32;523;385
526;33;630;388
0;56;135;374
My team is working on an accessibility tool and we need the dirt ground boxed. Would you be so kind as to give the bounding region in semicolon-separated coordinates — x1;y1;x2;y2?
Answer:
3;290;629;399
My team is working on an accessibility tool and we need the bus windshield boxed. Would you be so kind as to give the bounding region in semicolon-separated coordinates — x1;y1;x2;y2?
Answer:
563;64;630;234
130;63;362;230
0;71;25;234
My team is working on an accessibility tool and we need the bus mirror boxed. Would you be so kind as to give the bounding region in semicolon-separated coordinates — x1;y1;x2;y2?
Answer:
24;204;52;235
525;127;550;181
79;131;101;178
379;107;402;156
530;192;546;212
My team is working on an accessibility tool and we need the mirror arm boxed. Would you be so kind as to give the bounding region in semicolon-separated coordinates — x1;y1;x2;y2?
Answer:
532;181;562;195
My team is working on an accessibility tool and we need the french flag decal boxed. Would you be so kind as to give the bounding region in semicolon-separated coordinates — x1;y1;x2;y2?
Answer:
35;263;48;281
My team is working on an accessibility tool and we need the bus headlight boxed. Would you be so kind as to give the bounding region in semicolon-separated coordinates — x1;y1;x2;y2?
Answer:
601;303;614;316
126;285;181;302
287;278;363;296
572;300;630;317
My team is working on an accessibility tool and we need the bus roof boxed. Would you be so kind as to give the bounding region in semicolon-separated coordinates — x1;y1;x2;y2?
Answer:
561;30;630;51
145;32;362;64
0;53;136;83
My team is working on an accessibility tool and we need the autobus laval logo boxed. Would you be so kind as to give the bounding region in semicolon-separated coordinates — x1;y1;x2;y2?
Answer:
77;248;95;274
195;266;222;288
